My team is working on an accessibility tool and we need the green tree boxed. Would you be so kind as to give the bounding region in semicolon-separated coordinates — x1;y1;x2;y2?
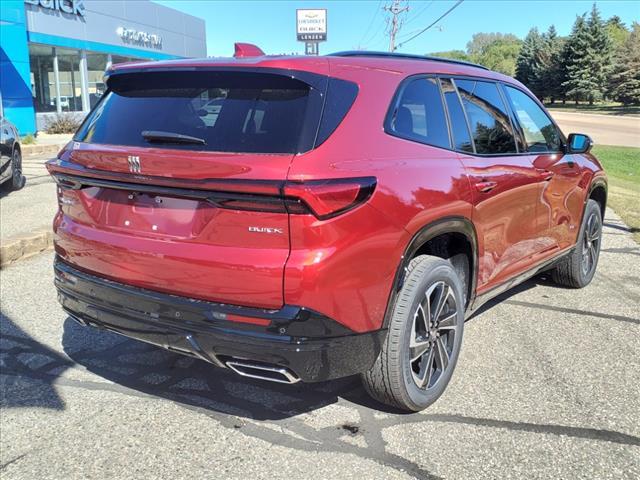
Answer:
476;38;522;76
515;28;543;95
428;50;471;62
538;26;567;103
609;22;640;105
466;32;520;57
562;5;613;104
606;15;631;51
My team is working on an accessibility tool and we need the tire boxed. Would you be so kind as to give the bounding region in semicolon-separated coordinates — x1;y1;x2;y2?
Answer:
11;148;25;191
551;199;602;288
362;255;465;412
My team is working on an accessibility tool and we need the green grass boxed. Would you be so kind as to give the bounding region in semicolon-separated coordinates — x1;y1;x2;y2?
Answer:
592;145;640;242
21;134;36;145
545;102;640;117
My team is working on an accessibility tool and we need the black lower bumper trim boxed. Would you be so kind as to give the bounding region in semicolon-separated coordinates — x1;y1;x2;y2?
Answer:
54;258;385;382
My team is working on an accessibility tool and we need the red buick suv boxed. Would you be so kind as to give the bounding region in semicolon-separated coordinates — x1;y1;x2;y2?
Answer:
47;45;607;411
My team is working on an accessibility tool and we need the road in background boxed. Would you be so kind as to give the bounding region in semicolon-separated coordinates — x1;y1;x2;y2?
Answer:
1;209;638;479
551;111;640;148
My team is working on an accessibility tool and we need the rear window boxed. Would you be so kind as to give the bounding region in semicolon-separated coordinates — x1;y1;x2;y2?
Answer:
386;76;451;149
75;71;312;154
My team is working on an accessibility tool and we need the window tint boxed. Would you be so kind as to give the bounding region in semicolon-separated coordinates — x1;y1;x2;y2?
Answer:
439;78;473;153
455;79;518;155
389;77;450;149
315;78;359;147
76;71;311;154
505;86;562;152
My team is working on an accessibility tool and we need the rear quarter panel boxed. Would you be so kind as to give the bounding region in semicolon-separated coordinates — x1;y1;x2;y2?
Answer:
285;63;473;332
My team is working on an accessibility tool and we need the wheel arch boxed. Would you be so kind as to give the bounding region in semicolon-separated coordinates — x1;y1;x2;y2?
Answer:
588;177;607;220
381;216;478;328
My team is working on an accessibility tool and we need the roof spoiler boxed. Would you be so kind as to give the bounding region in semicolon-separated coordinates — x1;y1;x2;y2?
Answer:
234;43;265;58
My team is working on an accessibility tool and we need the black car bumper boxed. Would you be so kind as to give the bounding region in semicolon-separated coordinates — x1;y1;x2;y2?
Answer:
54;258;385;383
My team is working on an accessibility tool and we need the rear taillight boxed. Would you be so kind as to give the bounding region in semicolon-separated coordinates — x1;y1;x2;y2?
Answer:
284;177;377;220
210;177;376;219
50;158;376;220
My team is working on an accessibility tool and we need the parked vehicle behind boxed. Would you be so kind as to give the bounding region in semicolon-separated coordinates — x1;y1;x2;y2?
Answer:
0;115;25;191
47;45;606;411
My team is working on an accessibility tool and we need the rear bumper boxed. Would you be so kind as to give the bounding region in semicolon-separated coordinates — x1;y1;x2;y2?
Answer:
54;257;385;382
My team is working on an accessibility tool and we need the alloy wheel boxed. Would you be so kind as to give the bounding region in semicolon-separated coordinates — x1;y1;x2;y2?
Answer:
12;150;22;185
409;281;458;390
582;211;601;276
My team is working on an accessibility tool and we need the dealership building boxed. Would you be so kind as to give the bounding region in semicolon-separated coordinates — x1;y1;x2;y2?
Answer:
0;0;207;135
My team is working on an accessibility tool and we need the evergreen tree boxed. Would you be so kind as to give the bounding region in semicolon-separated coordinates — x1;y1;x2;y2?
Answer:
515;28;543;96
606;15;631;50
610;22;640;105
562;5;612;104
587;4;614;102
538;26;566;103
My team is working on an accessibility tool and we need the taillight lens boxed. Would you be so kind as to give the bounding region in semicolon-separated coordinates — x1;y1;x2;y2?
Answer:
285;177;376;220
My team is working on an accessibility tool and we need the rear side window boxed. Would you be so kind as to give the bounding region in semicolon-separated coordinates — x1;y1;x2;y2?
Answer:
76;71;312;154
455;79;518;155
504;86;562;153
439;78;473;153
387;77;450;149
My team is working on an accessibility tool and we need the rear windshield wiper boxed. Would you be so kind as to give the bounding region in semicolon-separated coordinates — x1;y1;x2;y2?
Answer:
142;130;206;145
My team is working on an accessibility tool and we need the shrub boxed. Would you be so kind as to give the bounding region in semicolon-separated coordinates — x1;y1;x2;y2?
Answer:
45;115;81;134
21;134;36;145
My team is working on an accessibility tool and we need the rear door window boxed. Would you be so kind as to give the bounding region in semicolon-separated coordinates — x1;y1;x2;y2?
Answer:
504;86;563;152
76;71;312;154
439;78;473;153
387;76;451;149
455;79;518;155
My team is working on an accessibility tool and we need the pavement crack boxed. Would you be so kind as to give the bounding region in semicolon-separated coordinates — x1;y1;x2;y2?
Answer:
0;452;29;471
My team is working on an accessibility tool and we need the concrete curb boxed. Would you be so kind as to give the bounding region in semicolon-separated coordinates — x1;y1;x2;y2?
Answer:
0;230;54;268
22;143;65;157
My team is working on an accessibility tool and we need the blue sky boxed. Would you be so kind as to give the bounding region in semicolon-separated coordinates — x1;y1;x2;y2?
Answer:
157;0;640;57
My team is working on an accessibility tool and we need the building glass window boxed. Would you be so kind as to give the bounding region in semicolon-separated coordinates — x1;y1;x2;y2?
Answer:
56;47;83;112
86;52;109;108
29;44;56;113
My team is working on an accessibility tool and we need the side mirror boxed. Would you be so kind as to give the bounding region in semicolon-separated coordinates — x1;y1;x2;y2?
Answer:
566;133;593;154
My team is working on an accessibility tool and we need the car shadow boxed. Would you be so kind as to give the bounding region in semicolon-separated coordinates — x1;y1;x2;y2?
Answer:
57;273;557;421
60;317;395;421
0;312;71;409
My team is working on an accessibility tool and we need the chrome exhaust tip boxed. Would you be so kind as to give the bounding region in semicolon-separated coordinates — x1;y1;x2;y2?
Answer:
225;359;300;384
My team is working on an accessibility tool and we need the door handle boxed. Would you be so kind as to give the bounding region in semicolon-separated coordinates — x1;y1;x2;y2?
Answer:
536;169;554;181
475;181;497;193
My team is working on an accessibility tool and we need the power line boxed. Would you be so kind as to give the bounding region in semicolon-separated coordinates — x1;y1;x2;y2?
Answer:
403;0;434;26
358;0;384;48
395;0;464;50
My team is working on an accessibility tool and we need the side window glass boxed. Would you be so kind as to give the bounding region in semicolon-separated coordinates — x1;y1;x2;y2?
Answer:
439;78;474;153
505;86;562;153
389;77;450;149
455;79;518;155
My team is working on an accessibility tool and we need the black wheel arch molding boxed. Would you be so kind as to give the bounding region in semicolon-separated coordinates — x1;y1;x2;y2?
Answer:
381;216;479;329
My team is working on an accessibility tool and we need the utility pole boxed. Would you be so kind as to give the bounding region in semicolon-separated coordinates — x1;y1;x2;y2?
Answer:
384;0;409;52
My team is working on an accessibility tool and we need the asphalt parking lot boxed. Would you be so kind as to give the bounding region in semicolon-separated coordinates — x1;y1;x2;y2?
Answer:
1;206;638;479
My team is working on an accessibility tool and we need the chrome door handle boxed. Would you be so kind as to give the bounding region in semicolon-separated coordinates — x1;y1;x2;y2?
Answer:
536;169;554;181
475;181;497;193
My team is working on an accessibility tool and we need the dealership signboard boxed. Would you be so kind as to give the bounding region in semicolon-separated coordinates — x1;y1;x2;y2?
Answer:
296;9;327;42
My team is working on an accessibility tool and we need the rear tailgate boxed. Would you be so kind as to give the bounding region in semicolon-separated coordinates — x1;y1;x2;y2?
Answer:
48;67;327;309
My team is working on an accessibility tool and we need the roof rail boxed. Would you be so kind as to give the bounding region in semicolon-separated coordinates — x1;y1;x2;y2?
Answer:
328;51;489;71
